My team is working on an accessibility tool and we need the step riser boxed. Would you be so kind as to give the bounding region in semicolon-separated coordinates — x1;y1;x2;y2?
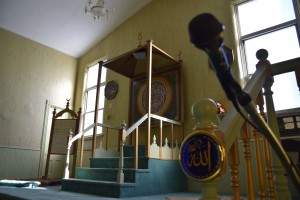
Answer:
123;145;145;157
76;168;136;183
62;179;123;198
90;157;149;169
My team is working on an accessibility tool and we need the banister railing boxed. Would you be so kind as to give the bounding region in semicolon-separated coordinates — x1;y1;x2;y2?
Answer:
125;114;148;137
150;113;182;125
64;122;121;179
64;112;183;179
69;123;95;144
220;65;268;152
219;53;300;199
96;122;121;130
124;113;183;169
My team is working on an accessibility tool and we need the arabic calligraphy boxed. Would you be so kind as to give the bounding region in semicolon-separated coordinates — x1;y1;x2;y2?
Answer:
179;131;225;181
188;140;211;171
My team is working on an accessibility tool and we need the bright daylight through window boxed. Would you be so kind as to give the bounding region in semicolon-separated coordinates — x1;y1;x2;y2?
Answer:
83;63;107;136
235;0;300;111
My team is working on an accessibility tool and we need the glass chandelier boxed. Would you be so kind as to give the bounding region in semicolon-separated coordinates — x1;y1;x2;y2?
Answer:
84;0;114;20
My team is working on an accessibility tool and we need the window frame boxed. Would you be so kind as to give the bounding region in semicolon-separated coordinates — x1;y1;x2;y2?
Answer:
232;0;300;77
82;62;107;136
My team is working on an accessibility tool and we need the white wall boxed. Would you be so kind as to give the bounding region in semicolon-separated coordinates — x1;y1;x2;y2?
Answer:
0;28;77;179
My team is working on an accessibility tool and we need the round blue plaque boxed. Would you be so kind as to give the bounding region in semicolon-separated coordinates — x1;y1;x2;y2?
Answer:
179;130;225;182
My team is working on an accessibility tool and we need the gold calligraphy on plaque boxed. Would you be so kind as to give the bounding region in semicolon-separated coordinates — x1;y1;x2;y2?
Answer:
187;140;211;171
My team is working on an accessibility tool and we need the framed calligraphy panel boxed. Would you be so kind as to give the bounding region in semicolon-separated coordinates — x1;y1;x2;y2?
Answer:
179;130;225;182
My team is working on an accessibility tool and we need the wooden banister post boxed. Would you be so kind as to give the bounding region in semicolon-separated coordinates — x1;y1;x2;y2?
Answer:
64;129;73;179
145;40;153;157
135;127;139;169
117;121;126;183
256;49;292;200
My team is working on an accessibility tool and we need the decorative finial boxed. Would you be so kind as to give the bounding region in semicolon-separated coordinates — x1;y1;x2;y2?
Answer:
66;99;71;108
153;135;157;144
191;98;219;129
164;137;169;147
256;49;268;61
178;50;182;62
138;32;142;47
120;120;127;129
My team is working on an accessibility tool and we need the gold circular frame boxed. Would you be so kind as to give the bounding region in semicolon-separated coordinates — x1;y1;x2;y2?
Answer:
137;76;173;116
179;130;225;182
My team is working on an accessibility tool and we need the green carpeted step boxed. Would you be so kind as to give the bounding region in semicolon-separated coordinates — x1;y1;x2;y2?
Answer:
90;156;149;169
62;158;187;198
62;178;136;198
76;168;149;183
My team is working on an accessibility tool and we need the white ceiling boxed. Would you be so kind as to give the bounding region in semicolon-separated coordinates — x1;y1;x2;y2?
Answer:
0;0;152;58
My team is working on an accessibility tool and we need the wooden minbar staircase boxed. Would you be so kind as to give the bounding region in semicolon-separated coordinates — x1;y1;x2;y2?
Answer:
61;144;186;198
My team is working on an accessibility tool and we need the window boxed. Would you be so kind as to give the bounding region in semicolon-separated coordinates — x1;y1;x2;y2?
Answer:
234;0;300;111
82;63;107;136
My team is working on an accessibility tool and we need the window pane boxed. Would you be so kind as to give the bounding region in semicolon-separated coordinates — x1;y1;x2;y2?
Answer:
245;26;300;74
244;26;300;111
97;109;104;124
86;89;97;112
238;0;295;36
99;85;105;108
100;67;107;83
86;64;99;88
84;112;95;129
272;72;300;111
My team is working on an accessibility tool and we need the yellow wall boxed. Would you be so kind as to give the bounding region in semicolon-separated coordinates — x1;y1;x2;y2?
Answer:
75;0;238;191
0;28;77;178
75;0;236;144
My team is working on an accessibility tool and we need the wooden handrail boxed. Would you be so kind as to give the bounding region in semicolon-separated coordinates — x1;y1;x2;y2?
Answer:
220;57;300;152
64;123;122;179
125;114;149;137
69;123;121;146
221;66;268;152
150;113;182;125
220;56;300;196
96;122;121;130
70;123;95;145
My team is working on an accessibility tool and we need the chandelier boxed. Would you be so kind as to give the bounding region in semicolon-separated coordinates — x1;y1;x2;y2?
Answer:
84;0;114;20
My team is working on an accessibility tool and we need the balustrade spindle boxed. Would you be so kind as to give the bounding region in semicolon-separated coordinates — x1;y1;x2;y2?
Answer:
228;139;240;200
256;91;275;200
160;120;163;159
252;127;267;200
135;127;139;169
240;122;255;200
170;123;174;160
